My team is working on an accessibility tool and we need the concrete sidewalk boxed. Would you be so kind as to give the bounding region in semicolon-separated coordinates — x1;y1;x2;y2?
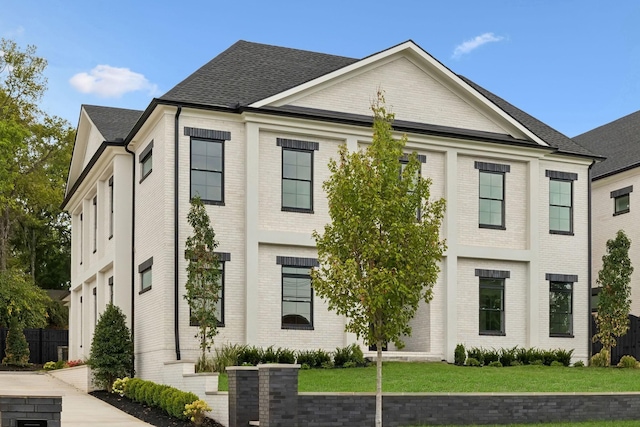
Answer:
0;371;153;426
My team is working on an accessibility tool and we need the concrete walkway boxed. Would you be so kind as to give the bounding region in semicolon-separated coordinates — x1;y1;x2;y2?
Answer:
0;371;153;426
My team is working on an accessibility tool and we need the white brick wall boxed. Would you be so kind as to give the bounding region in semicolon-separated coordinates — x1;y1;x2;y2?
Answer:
289;57;506;135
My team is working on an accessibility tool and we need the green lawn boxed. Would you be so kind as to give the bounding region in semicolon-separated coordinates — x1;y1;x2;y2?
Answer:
218;362;640;393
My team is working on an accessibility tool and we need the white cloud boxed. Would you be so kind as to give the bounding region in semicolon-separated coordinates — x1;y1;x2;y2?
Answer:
452;33;504;59
69;65;157;98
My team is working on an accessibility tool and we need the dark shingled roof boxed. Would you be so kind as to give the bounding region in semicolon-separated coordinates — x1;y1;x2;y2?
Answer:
573;110;640;179
160;40;358;108
459;76;596;158
83;105;143;142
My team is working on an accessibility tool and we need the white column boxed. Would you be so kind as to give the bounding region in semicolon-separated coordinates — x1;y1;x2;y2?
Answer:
245;122;260;344
527;159;540;348
443;149;458;362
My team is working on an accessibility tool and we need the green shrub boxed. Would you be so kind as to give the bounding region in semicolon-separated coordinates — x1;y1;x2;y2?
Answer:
55;360;65;369
454;344;466;366
262;346;278;364
590;350;609;367
2;319;30;367
212;343;246;372
467;348;484;365
238;346;263;366
466;357;481;367
276;347;296;364
123;378;200;421
517;347;542;365
334;344;366;368
300;363;310;370
531;359;544;366
321;360;334;369
484;349;499;364
510;360;522;367
88;304;133;391
542;350;558;366
488;361;502;367
296;350;316;367
499;346;517;367
124;378;142;400
617;355;638;368
550;361;564;367
573;360;585;368
555;349;574;367
43;361;57;371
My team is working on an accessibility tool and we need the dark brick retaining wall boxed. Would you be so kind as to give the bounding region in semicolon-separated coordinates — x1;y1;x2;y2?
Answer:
229;365;640;426
0;395;62;427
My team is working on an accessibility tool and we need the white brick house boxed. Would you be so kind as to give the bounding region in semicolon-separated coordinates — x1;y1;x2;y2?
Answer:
63;40;596;380
574;111;640;315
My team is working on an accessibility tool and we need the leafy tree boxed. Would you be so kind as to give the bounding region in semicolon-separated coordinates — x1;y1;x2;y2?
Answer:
88;304;133;391
312;92;446;427
184;196;221;368
0;38;74;287
593;230;633;366
0;268;49;366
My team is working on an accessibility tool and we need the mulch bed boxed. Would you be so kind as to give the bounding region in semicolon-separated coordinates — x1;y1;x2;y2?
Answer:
91;391;224;427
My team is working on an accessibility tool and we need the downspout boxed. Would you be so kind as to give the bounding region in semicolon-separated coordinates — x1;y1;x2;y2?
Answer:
174;106;182;361
587;159;596;361
123;141;136;377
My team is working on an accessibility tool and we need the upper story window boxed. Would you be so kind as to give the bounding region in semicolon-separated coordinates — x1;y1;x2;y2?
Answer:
546;170;577;235
139;257;153;294
92;196;97;253
108;176;114;239
140;140;153;182
186;127;231;206
79;212;83;265
611;186;633;216
400;153;427;220
546;273;577;337
277;138;319;213
475;161;510;230
108;276;114;304
277;256;318;330
476;269;510;336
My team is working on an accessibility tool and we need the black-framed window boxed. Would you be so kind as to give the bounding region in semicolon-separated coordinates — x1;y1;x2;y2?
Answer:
479;277;505;335
549;281;573;337
191;138;224;204
591;287;601;313
399;154;426;220
281;266;313;329
479;171;505;228
546;170;577;235
189;262;226;328
278;138;318;213
79;212;83;265
92;196;97;253
612;186;633;216
92;287;97;326
108;276;114;304
140;141;153;182
108;176;114;239
475;162;510;230
139;257;153;293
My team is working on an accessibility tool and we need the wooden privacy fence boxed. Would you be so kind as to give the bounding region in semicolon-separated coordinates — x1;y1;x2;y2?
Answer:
592;314;640;365
0;328;68;365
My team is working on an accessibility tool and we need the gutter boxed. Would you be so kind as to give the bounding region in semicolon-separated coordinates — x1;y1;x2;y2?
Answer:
174;106;182;361
587;159;596;360
123;140;136;377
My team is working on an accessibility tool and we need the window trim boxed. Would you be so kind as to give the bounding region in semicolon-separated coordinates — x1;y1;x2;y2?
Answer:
189;260;226;328
190;137;225;206
478;170;506;230
139;140;154;183
277;256;318;330
611;186;633;216
548;178;574;235
278;138;319;214
138;257;153;294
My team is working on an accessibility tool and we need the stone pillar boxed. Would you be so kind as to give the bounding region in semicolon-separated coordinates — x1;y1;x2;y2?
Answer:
0;395;62;427
226;366;259;427
258;364;300;427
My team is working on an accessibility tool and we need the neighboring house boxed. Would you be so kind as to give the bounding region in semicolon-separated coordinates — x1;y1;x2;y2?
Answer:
63;40;596;381
574;111;640;315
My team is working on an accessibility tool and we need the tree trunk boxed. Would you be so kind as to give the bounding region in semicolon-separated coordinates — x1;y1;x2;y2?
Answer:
376;340;382;427
606;343;612;367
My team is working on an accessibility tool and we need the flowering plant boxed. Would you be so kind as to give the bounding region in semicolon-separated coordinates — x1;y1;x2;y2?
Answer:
184;399;211;426
111;377;129;396
65;359;85;367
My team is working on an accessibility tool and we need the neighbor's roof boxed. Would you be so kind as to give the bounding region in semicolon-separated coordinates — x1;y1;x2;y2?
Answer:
82;104;143;142
573;110;640;179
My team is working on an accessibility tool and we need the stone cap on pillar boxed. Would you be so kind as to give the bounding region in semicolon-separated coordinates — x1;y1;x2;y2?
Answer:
226;366;259;372
256;364;301;369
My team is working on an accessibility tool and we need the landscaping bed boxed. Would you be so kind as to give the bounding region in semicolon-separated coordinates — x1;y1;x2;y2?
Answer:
91;391;224;427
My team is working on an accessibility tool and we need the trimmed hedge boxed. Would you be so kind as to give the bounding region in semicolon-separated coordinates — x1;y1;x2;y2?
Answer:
459;345;574;367
123;377;199;420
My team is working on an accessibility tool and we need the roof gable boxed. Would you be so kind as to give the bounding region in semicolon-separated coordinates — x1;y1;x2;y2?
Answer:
573;110;640;178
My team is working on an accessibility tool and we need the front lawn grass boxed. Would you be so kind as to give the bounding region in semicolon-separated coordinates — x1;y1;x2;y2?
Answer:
217;362;640;393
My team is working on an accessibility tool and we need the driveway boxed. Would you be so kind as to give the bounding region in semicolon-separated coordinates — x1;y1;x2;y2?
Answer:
0;371;152;426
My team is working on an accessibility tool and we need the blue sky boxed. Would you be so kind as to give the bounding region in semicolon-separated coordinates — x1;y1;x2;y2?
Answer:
2;0;639;137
